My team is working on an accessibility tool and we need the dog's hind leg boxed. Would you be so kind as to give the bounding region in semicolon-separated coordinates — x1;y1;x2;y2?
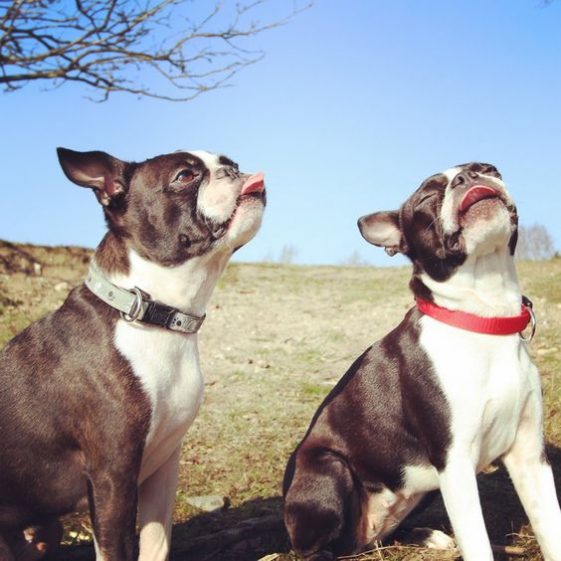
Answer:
284;451;359;561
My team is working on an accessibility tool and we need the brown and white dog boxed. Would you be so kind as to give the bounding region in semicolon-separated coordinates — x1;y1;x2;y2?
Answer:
0;148;265;561
283;163;561;561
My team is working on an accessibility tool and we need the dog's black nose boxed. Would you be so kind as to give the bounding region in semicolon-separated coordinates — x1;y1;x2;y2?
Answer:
451;170;479;189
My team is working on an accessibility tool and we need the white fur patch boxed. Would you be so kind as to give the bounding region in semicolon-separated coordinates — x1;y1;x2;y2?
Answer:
188;150;220;168
419;315;539;471
115;321;203;483
226;197;265;248
402;464;439;493
189;150;237;223
442;166;461;182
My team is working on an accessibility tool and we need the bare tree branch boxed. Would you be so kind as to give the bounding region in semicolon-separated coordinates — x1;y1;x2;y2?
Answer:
0;0;312;101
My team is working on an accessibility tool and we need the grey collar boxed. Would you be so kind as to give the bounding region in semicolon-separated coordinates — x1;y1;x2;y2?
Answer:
85;262;205;335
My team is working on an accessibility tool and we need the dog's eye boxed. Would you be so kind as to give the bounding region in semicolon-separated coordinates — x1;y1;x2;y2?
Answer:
175;170;195;183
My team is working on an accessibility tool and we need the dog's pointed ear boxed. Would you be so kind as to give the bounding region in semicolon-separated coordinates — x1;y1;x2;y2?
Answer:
57;148;127;207
357;211;406;256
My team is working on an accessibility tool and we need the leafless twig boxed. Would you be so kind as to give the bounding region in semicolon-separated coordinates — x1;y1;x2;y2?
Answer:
0;0;312;101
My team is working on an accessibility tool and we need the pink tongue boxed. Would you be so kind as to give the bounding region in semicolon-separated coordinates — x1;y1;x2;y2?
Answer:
241;172;265;195
460;185;498;212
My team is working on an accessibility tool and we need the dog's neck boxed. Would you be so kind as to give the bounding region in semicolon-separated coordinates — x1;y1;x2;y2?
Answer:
418;247;522;317
94;240;231;318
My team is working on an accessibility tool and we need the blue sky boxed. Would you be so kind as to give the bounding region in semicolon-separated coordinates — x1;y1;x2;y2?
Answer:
2;0;561;266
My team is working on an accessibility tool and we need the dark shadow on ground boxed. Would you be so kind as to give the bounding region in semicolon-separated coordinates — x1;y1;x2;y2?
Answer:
58;496;287;561
169;496;287;561
57;444;561;561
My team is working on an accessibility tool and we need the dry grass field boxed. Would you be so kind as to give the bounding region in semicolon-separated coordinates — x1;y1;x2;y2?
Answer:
1;239;560;561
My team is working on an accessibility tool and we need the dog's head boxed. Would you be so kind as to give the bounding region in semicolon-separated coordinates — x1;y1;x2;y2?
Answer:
358;163;518;283
57;148;266;267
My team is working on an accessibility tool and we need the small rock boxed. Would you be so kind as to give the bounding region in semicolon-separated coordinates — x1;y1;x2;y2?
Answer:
185;494;230;512
54;282;69;292
33;262;42;276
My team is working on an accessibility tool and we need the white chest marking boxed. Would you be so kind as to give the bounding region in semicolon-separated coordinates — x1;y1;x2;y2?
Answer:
115;321;204;483
419;316;538;469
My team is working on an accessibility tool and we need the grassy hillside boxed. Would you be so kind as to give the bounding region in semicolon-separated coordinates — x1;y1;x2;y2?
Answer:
1;241;560;561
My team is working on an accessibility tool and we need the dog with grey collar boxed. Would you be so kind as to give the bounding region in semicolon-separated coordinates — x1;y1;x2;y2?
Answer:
0;148;265;561
283;163;561;561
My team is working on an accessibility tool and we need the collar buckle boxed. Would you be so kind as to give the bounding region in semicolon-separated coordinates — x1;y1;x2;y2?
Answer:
520;296;537;343
120;287;145;323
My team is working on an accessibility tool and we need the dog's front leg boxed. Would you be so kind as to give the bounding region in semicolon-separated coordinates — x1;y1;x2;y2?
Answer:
438;456;494;561
502;393;561;561
87;467;139;561
138;446;181;561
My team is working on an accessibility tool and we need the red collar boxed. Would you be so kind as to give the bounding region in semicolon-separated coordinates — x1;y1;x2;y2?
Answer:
416;296;535;337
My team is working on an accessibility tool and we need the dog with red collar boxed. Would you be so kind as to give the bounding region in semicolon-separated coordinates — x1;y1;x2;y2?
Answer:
283;163;561;561
0;148;265;561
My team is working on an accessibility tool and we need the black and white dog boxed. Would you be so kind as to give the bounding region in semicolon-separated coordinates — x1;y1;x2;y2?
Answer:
283;163;561;561
0;148;265;561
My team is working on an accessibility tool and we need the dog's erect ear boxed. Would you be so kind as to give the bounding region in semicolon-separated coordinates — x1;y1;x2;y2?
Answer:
57;148;127;207
357;211;405;256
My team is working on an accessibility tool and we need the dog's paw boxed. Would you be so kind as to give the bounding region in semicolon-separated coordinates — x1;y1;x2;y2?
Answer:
423;529;456;550
405;527;457;550
12;520;63;561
